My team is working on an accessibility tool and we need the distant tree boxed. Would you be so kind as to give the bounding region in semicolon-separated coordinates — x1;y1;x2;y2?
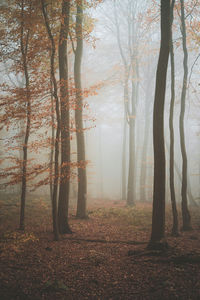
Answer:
179;0;192;230
74;0;87;219
148;0;170;249
139;58;154;203
113;0;140;206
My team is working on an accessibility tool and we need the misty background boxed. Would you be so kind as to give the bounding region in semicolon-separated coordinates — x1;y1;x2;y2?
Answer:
0;0;199;205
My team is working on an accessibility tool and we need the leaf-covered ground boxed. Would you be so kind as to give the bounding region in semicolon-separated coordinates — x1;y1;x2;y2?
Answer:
0;195;200;299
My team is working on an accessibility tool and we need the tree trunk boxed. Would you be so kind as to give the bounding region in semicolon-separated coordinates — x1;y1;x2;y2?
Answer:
166;141;198;207
121;112;127;201
169;0;179;236
98;125;103;199
19;1;31;231
127;74;137;206
148;0;170;249
179;0;192;231
127;119;135;206
49;77;55;203
140;84;151;202
58;0;72;234
41;0;60;240
74;0;87;219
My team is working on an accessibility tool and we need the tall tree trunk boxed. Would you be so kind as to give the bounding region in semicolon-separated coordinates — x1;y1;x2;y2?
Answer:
140;81;151;202
127;119;135;206
41;0;60;240
19;0;31;231
49;77;55;203
58;0;72;234
98;125;103;199
179;0;192;231
169;0;179;236
140;119;150;202
121;112;127;201
114;2;131;204
122;66;130;201
148;0;170;248
127;76;137;206
74;0;87;218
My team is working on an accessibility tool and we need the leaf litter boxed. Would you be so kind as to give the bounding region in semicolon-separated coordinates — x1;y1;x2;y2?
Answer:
0;197;200;299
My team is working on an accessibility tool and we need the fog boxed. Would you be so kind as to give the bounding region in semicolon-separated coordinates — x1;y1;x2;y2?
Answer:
0;0;199;207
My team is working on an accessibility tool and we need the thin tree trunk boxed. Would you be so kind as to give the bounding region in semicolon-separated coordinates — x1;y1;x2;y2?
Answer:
166;140;198;207
121;112;127;201
58;0;72;234
74;0;87;219
148;0;170;249
169;0;179;236
49;77;55;202
127;75;137;206
98;125;103;199
114;2;132;204
179;0;192;231
127;119;135;206
139;73;152;203
41;0;59;240
19;0;31;231
140;113;150;202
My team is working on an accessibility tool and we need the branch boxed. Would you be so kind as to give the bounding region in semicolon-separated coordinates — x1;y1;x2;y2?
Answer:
188;52;200;88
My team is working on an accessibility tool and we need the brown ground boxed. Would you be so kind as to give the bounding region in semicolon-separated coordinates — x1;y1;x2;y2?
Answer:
0;195;200;300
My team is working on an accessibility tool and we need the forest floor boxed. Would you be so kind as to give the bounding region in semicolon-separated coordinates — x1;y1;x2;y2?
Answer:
0;194;200;300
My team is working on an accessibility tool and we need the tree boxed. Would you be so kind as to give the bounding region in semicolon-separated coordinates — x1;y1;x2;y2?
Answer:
113;0;140;206
58;0;72;234
41;0;60;240
148;0;170;249
139;56;154;203
19;0;31;230
74;0;87;218
169;0;179;236
179;0;192;230
0;0;54;230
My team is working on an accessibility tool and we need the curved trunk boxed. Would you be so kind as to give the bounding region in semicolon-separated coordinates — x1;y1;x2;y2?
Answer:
179;0;192;231
148;0;170;248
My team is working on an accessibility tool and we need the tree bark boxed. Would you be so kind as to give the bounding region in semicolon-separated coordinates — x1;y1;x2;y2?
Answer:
148;0;170;248
169;0;179;236
179;0;192;231
127;119;135;206
121;112;127;201
58;0;72;234
127;74;137;206
41;0;60;241
140;78;152;202
166;140;198;207
74;0;87;219
19;0;31;231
